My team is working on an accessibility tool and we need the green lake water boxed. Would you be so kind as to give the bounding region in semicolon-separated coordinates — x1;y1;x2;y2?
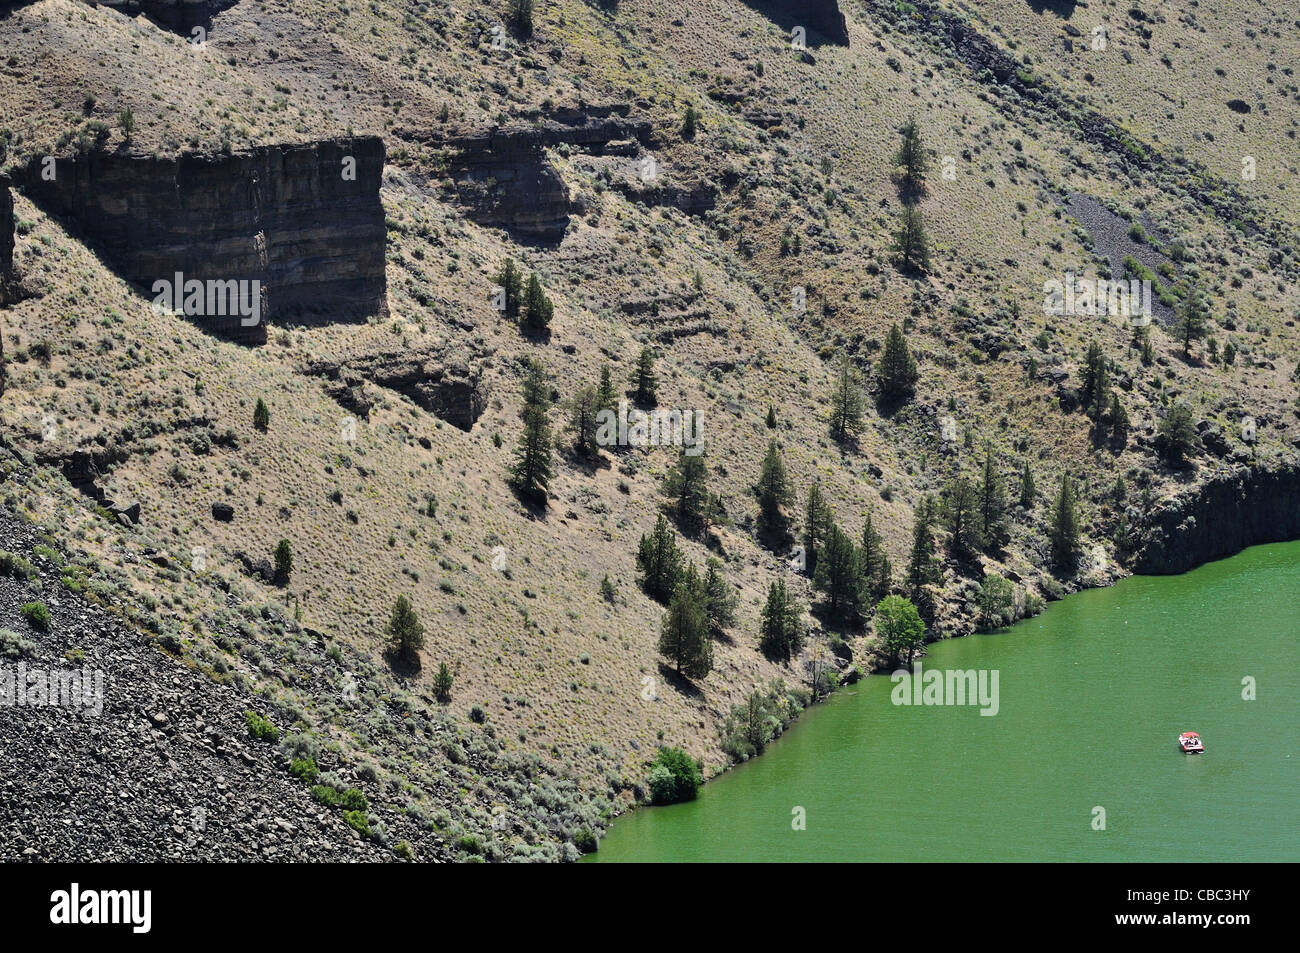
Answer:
588;542;1300;862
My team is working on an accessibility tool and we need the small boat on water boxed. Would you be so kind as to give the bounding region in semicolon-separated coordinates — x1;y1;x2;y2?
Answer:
1178;731;1205;754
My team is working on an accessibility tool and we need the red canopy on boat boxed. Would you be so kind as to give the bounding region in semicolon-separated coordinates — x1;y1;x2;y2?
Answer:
1180;731;1199;737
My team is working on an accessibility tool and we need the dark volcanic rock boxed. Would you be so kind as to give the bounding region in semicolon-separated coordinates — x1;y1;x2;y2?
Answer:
743;0;850;46
211;502;235;522
20;138;388;344
1131;462;1300;573
0;177;13;292
307;346;488;432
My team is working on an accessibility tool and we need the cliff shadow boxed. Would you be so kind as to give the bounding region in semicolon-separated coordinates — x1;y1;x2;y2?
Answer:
741;0;850;48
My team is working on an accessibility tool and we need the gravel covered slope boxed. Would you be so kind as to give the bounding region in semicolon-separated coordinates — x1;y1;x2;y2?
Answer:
0;509;392;862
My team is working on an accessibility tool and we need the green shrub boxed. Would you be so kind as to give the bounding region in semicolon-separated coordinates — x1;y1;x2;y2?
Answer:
456;834;483;855
244;710;279;742
342;810;370;836
0;628;37;659
289;756;319;781
0;551;35;580
394;840;414;861
310;785;343;808
573;828;599;854
340;788;368;812
21;601;50;631
647;746;702;805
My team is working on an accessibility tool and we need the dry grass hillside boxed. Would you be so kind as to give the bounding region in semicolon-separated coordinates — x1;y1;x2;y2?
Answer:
0;0;1296;859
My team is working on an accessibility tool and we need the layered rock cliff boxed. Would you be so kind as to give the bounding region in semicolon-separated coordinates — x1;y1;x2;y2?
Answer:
419;107;654;240
0;177;14;297
1131;462;1300;574
744;0;850;46
20;138;388;344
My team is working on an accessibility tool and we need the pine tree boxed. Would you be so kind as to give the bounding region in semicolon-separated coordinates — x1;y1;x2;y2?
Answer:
520;359;551;416
1174;284;1209;358
906;497;938;592
273;538;293;585
630;346;658;406
507;0;534;39
1155;402;1201;466
495;257;523;319
979;444;1009;548
942;476;982;557
860;508;892;601
433;662;454;702
386;595;425;665
1140;326;1154;366
658;564;712;679
637;514;683;602
1049;473;1081;571
596;363;616;417
510;373;553;505
812;522;864;626
702;558;738;635
569;384;601;456
765;405;777;429
253;397;270;432
662;450;712;531
522;272;553;331
682;104;700;141
802;483;834;574
1019;459;1036;509
754;439;794;545
1109;393;1130;449
877;323;919;400
1080;341;1106;410
894;115;929;199
759;579;804;664
828;353;865;442
893;205;931;273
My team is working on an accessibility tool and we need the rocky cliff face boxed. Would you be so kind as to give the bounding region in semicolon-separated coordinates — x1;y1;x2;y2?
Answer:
744;0;849;46
21;138;388;344
1131;462;1300;573
424;107;653;240
0;177;14;297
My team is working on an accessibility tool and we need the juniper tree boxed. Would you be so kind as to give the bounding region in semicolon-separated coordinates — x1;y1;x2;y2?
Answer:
507;0;534;38
596;363;616;416
569;384;601;456
702;557;738;635
520;359;551;416
906;496;938;592
433;662;454;702
662;450;712;531
658;564;712;679
758;579;804;664
802;483;834;574
860;508;893;602
1049;473;1081;571
1109;393;1130;449
510;374;553;505
253;397;270;432
979;444;1009;548
828;353;865;442
893;205;931;273
894;115;928;199
495;257;523;319
1155;402;1201;467
1018;459;1036;509
630;346;658;406
636;514;683;602
754;439;794;545
812;522;864;626
386;595;425;665
941;476;982;557
522;272;553;331
273;538;293;585
1174;284;1209;359
877;323;919;400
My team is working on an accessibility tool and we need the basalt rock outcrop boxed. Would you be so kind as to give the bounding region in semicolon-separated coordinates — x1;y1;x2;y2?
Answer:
89;1;239;36
20;138;388;344
414;107;654;240
307;344;488;432
1130;462;1300;574
0;177;14;294
744;0;849;46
